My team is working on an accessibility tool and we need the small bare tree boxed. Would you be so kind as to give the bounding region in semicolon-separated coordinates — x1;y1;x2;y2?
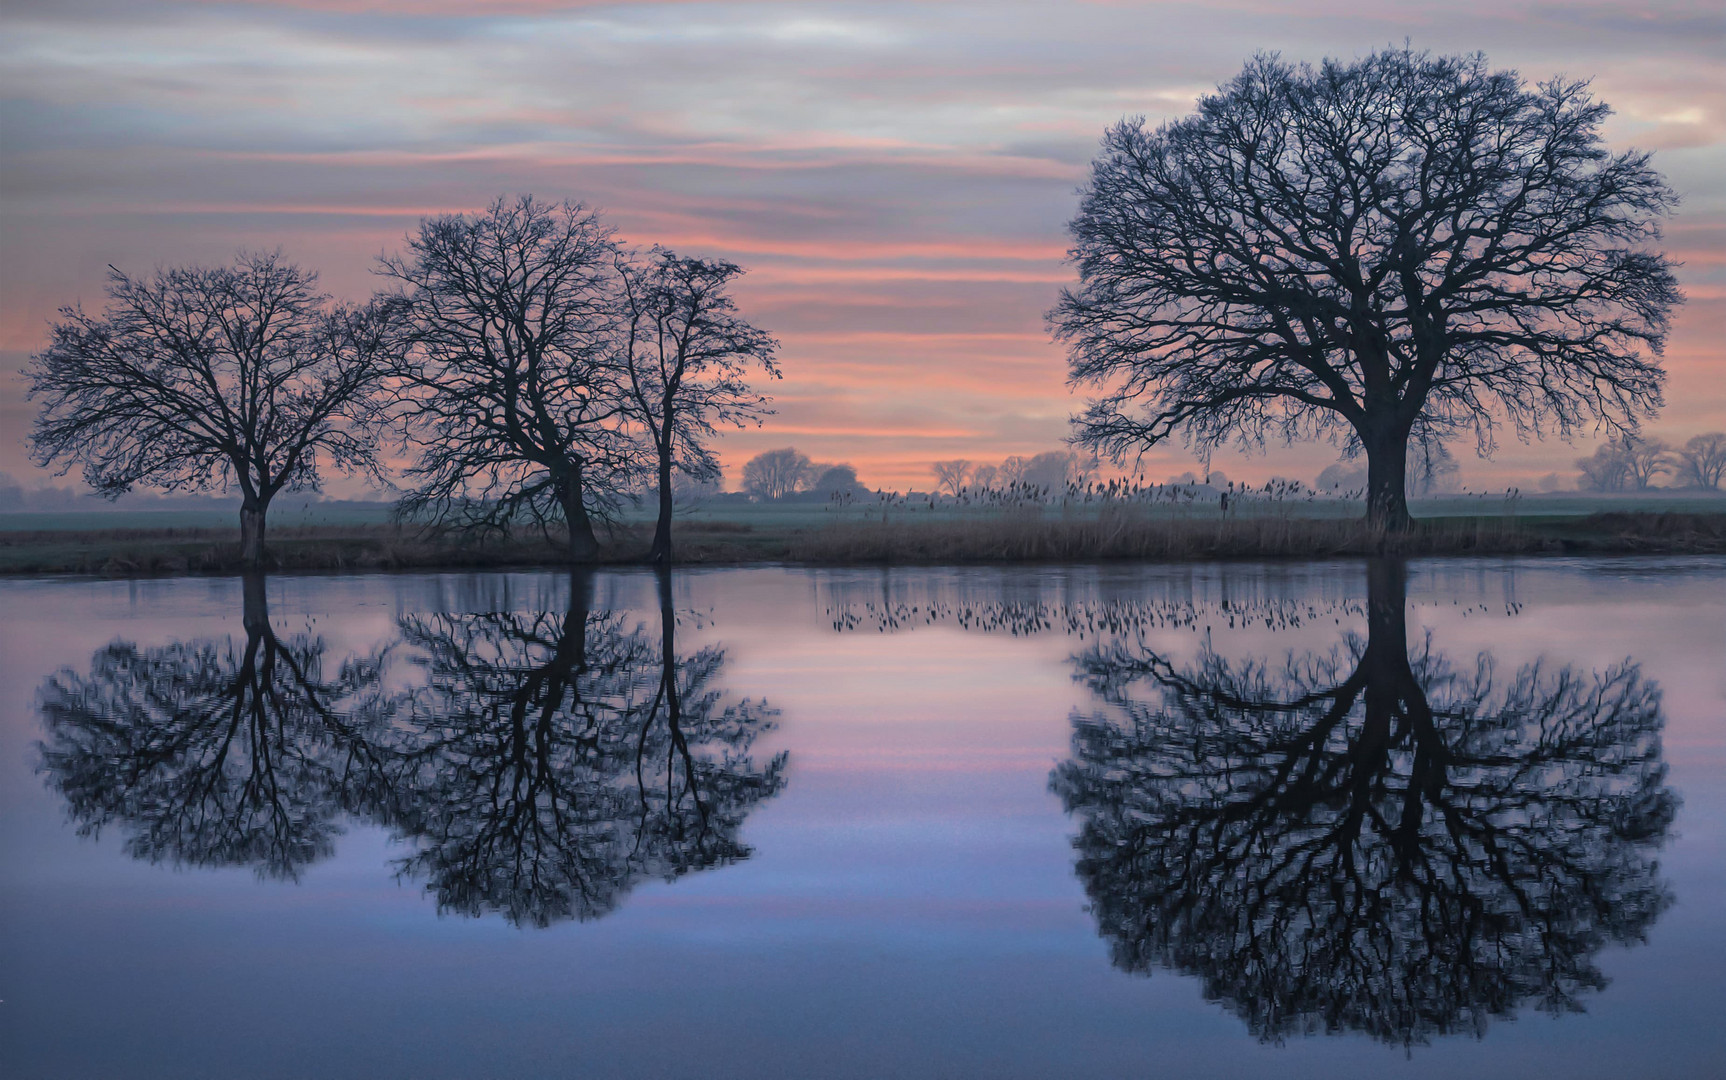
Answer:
1674;433;1726;490
615;247;779;563
1576;441;1631;492
1054;48;1681;531
383;197;631;561
26;253;393;567
740;448;812;501
998;456;1030;486
931;459;972;497
1621;436;1672;489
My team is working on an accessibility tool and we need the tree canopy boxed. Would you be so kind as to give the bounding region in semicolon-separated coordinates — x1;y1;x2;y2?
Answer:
25;253;394;565
1053;48;1682;528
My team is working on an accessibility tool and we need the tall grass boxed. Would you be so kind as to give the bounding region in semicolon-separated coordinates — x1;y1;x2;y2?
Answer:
1;509;1720;575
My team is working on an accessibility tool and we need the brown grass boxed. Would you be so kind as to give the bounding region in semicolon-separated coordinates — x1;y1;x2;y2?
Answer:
0;510;1720;576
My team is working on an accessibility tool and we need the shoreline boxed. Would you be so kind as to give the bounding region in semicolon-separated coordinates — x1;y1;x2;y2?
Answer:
3;511;1723;577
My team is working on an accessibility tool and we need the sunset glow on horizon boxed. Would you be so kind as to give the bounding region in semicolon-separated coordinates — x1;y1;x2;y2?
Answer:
3;0;1721;494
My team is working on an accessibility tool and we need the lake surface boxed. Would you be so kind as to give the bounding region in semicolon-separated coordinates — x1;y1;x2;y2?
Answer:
2;559;1722;1079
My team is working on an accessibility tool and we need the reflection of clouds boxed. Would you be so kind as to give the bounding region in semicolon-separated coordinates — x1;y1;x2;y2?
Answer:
2;0;1720;489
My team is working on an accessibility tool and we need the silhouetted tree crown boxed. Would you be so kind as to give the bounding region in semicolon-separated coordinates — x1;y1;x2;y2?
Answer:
614;246;779;563
25;253;395;566
1053;48;1682;529
383;196;634;560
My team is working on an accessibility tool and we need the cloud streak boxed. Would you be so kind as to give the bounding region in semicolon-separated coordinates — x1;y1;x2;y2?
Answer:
1;0;1720;491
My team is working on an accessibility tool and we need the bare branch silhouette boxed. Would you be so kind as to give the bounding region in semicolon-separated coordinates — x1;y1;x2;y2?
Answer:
1053;49;1681;530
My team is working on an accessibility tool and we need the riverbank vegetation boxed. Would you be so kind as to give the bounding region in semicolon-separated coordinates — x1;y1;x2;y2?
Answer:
4;506;1721;576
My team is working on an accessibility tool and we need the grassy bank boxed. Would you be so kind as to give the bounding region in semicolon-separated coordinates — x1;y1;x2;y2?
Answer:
2;510;1722;576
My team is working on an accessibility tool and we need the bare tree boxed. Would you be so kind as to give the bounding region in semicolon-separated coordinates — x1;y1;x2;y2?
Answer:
931;459;972;497
1053;48;1681;530
1674;432;1726;490
615;247;779;563
1621;435;1672;489
1022;449;1096;492
25;254;393;566
383;196;632;561
1576;440;1630;492
970;463;999;489
740;447;813;501
998;455;1030;486
1577;434;1671;492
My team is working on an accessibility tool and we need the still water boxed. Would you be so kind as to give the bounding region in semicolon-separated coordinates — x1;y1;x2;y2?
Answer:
2;559;1722;1079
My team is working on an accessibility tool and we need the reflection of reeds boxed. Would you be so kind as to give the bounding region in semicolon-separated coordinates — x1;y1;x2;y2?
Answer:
791;508;1726;563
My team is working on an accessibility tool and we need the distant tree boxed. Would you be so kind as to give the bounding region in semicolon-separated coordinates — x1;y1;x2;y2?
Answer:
931;459;972;497
998;455;1030;486
615;247;779;563
25;253;394;567
1022;450;1094;491
1053;48;1681;531
1674;432;1726;490
1621;436;1672;489
1577;434;1670;492
809;464;869;500
383;196;632;561
970;463;999;489
1576;440;1631;492
741;447;813;501
1408;441;1461;496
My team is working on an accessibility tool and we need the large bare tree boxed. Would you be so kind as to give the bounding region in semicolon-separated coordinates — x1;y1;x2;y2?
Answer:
615;247;778;563
1053;49;1682;530
384;197;632;561
26;254;393;566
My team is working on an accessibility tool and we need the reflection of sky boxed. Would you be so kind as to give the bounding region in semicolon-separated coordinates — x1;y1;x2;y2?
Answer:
1;1;1722;493
1;560;1723;1077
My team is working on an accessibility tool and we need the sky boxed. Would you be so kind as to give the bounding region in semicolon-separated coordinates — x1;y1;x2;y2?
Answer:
1;0;1722;495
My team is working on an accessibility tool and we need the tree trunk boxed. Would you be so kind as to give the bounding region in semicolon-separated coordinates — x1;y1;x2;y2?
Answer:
649;449;674;565
240;498;268;569
241;572;270;637
558;466;600;563
559;568;594;671
1363;427;1413;533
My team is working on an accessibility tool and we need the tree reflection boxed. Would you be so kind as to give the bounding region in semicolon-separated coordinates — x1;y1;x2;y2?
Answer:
375;570;787;927
1050;560;1676;1046
37;572;786;925
37;575;389;880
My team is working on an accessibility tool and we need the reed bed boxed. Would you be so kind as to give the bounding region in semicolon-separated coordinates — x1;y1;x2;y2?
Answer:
1;509;1720;576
